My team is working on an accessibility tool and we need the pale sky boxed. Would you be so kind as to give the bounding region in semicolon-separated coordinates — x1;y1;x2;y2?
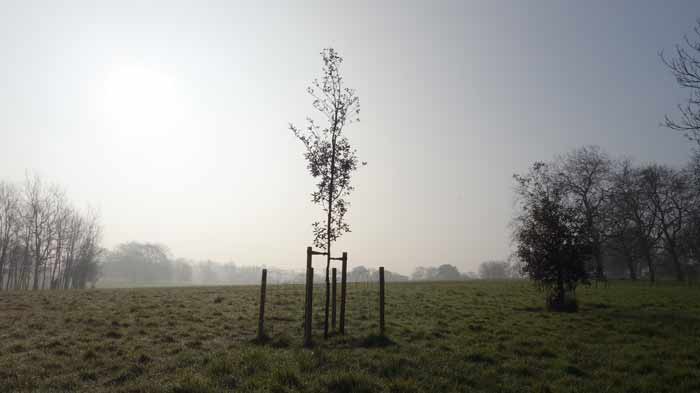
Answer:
1;1;697;274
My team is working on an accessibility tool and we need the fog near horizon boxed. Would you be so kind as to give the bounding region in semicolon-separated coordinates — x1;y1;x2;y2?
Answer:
1;1;697;275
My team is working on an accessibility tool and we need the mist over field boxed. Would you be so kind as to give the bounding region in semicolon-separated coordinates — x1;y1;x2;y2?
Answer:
95;241;415;287
2;2;700;392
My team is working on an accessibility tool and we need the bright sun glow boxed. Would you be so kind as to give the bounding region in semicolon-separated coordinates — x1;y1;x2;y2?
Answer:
100;64;182;137
95;63;196;171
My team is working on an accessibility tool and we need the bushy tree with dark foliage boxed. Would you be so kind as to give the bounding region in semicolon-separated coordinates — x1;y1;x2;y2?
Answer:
514;163;591;311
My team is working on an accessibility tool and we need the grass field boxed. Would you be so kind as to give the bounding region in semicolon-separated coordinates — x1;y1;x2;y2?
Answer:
1;280;699;393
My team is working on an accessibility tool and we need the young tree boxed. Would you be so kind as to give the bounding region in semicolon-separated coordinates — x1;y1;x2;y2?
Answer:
514;162;591;311
290;48;363;338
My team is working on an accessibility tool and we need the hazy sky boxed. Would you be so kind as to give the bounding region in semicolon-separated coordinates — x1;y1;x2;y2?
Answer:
1;1;698;274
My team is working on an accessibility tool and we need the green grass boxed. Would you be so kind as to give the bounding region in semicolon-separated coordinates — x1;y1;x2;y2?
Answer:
1;281;699;392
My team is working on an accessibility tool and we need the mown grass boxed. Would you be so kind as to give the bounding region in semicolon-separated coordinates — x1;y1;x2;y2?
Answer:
1;280;699;392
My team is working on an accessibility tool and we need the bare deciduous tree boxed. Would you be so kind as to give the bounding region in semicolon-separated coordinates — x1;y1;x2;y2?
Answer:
0;174;102;290
0;182;19;290
606;167;643;281
662;20;700;144
641;165;695;282
609;161;661;283
555;146;613;282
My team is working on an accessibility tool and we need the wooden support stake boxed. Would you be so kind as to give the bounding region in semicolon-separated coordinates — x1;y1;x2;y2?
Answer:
304;266;314;347
306;246;312;270
379;266;385;336
304;246;311;323
332;267;337;330
339;252;347;335
257;268;267;341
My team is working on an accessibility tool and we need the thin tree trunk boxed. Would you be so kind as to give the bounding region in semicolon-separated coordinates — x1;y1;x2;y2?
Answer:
555;260;565;308
324;132;337;339
0;244;7;290
7;253;15;290
32;256;40;290
22;244;30;290
668;247;684;282
63;255;73;290
593;245;605;282
41;258;48;290
645;252;655;284
626;257;637;280
50;240;61;289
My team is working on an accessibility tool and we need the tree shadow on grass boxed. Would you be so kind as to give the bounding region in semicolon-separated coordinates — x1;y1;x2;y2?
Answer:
512;306;544;313
605;308;700;325
357;334;395;348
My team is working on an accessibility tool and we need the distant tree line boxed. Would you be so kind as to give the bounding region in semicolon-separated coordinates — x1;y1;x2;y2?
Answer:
0;175;102;290
99;242;281;287
409;262;522;281
478;260;522;280
411;264;463;281
514;146;700;287
100;242;192;285
99;242;416;287
102;246;535;286
346;265;408;283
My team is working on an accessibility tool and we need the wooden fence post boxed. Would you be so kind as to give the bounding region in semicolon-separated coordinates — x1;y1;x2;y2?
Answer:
257;268;267;341
304;266;314;347
379;266;385;336
339;252;347;335
332;267;337;330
